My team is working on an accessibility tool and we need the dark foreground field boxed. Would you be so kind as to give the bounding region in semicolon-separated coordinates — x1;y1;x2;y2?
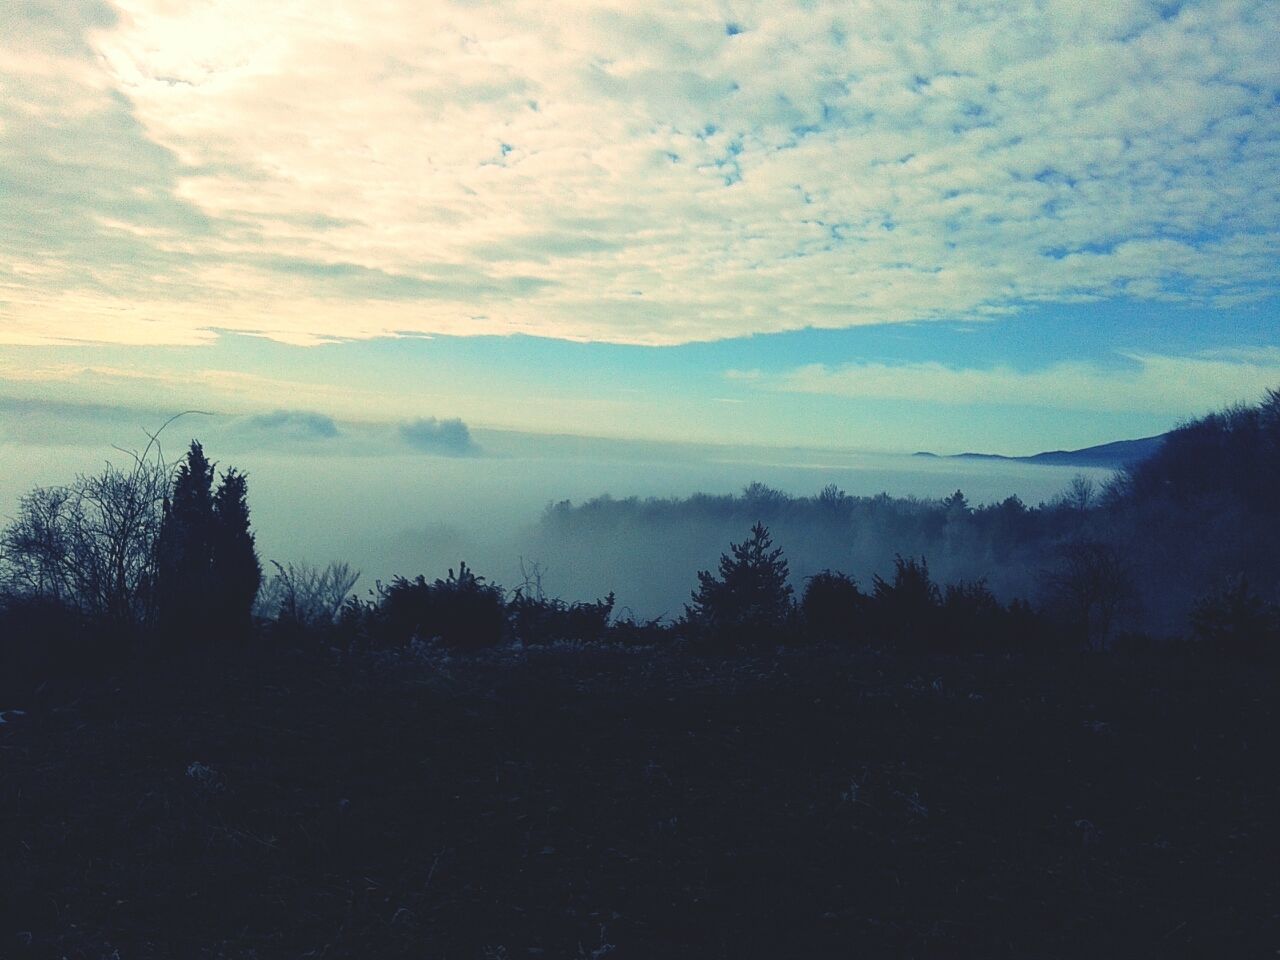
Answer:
2;642;1277;959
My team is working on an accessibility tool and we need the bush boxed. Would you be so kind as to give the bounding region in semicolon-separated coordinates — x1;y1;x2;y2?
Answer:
940;579;1006;653
508;591;615;645
870;556;941;651
375;562;506;650
259;561;360;641
800;571;867;644
1189;575;1278;659
607;614;675;646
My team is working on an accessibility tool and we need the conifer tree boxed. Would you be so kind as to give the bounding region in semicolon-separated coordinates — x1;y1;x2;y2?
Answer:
687;522;793;643
211;468;261;634
156;441;215;634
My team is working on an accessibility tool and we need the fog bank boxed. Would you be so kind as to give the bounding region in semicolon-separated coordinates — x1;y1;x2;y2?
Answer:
1;405;1112;618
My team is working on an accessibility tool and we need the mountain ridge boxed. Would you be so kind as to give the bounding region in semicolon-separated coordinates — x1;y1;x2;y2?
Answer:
913;433;1168;470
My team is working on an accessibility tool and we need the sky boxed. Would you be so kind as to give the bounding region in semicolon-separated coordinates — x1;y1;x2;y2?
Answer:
2;0;1279;454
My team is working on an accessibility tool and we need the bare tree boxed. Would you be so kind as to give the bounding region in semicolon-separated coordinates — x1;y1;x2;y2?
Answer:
1061;474;1096;515
1042;540;1134;650
2;453;170;627
259;561;360;629
0;486;72;603
72;458;172;627
516;556;548;602
0;413;204;630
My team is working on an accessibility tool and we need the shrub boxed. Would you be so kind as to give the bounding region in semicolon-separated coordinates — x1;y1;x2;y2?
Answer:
375;562;505;650
607;614;674;646
260;561;360;640
1189;575;1278;659
870;556;941;651
940;579;1006;653
508;591;615;645
800;571;867;644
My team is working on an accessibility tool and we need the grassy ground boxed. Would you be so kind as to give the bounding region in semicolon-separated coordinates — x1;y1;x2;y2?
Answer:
2;641;1277;958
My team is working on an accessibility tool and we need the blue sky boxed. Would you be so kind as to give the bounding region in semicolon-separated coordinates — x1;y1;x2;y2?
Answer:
2;0;1278;453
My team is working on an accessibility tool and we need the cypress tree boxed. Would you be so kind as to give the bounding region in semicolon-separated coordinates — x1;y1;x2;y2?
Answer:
211;468;261;635
156;441;215;638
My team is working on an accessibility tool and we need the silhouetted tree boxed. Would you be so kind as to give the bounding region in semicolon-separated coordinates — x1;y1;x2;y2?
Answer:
1041;540;1134;651
211;468;261;634
0;456;169;631
816;483;849;512
941;579;1006;652
800;570;867;644
942;489;970;517
1061;474;1096;514
1124;391;1280;514
261;560;359;639
155;441;259;641
740;482;790;518
1;486;76;607
687;522;793;645
156;441;216;636
871;556;941;650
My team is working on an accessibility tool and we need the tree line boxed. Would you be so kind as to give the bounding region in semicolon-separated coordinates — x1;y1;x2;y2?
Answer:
0;439;259;640
3;390;1279;668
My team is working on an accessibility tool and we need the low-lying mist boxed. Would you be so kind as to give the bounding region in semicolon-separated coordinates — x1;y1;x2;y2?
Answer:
1;403;1113;620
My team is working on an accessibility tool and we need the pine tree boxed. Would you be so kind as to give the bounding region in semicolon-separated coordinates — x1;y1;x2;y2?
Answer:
211;468;261;635
687;522;793;644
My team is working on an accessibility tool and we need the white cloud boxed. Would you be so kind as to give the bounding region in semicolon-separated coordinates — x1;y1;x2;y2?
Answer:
0;0;1277;346
736;351;1280;415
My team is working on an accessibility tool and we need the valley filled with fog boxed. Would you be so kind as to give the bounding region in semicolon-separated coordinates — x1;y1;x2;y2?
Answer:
1;412;1112;620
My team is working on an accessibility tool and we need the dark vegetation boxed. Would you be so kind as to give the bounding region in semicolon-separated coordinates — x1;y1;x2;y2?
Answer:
2;392;1279;957
531;390;1280;641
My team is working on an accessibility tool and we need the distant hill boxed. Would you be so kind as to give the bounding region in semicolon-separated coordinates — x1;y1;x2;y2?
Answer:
914;434;1168;470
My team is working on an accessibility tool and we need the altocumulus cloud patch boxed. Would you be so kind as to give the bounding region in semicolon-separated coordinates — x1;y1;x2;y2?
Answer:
0;0;1275;347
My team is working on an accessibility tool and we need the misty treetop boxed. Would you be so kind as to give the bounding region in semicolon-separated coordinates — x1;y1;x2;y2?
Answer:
528;389;1280;648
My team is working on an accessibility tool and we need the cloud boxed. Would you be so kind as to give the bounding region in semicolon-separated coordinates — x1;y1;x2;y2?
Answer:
1;1;1277;346
732;351;1280;416
240;410;340;440
399;417;479;456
